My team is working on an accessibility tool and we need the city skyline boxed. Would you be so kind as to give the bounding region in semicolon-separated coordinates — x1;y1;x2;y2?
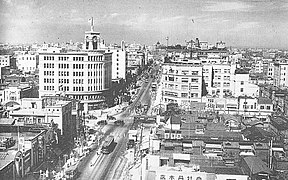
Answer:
1;0;288;49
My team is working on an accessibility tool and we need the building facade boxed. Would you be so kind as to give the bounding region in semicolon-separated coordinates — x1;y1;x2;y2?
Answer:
161;62;203;109
38;51;112;112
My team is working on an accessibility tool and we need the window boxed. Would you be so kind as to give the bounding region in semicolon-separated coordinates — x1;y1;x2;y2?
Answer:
267;106;271;110
182;70;188;75
182;78;188;83
181;93;188;98
260;106;264;109
191;71;198;75
240;88;244;92
241;81;244;85
191;78;198;83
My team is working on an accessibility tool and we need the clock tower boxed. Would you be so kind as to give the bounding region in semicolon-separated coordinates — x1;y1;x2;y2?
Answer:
84;17;101;51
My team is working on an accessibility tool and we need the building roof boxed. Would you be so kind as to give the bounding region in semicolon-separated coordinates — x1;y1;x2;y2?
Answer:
0;118;15;125
258;97;273;104
201;166;245;175
243;156;272;175
165;115;181;125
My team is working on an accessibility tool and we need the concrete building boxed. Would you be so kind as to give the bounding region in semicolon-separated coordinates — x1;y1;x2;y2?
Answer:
231;70;259;97
161;62;203;109
273;62;288;87
9;99;74;143
204;64;236;97
38;51;112;112
126;50;145;75
0;129;46;179
106;48;126;80
1;84;34;106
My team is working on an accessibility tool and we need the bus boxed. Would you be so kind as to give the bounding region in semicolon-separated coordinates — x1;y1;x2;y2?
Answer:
101;135;115;154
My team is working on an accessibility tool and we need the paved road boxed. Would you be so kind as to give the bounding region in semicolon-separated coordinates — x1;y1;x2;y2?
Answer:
77;75;153;180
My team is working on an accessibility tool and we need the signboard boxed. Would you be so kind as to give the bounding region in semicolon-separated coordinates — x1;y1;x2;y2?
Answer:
156;171;208;180
19;137;25;152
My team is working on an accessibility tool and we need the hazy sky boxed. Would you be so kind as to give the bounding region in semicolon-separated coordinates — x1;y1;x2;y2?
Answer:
1;0;288;48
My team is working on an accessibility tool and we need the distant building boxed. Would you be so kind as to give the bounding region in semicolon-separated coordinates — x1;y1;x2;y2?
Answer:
0;55;10;67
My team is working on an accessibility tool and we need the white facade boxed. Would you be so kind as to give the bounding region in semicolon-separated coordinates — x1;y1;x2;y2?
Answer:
267;62;275;78
17;54;37;73
231;73;259;97
161;62;203;108
38;51;112;112
0;55;10;67
279;63;288;87
203;64;236;98
106;48;126;80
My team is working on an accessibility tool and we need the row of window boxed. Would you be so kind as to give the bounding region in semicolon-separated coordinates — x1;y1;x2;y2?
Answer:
59;64;69;69
167;69;200;76
44;78;54;83
73;64;84;69
73;79;84;84
88;56;103;61
44;71;54;76
181;93;199;98
59;71;69;76
44;63;54;68
59;79;69;84
88;71;102;76
73;72;84;76
44;86;55;90
59;57;69;61
43;56;55;61
73;57;84;61
20;57;36;60
88;79;101;84
59;86;69;91
88;64;102;69
214;75;230;80
214;69;230;73
165;76;199;83
211;89;230;94
73;87;84;91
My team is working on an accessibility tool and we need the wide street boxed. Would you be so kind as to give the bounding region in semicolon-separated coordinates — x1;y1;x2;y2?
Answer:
77;74;154;180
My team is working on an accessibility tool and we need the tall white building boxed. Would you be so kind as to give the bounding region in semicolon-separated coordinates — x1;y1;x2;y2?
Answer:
39;20;112;112
39;51;112;112
105;48;126;80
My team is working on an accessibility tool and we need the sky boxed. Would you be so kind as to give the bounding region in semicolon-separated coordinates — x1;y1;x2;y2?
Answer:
1;0;288;49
